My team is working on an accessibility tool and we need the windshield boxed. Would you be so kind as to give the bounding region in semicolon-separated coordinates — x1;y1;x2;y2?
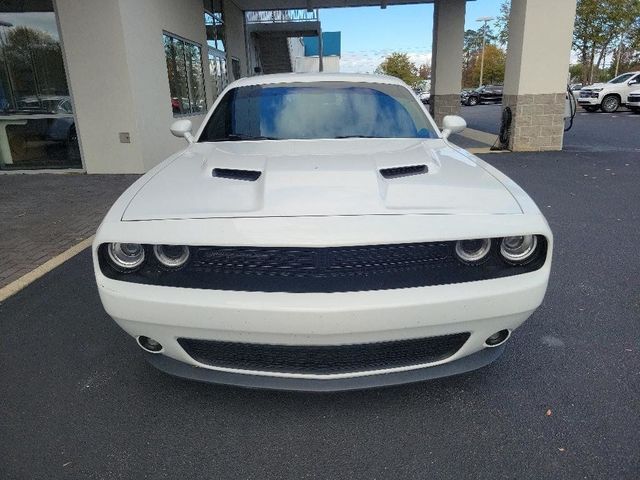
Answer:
198;82;437;141
608;73;635;84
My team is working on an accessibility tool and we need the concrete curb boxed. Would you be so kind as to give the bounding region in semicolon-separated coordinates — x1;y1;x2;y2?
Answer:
458;128;499;146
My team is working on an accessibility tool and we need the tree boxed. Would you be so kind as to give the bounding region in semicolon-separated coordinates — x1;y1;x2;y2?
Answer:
569;63;584;82
375;53;420;86
462;25;502;88
417;63;431;80
471;44;506;85
572;0;640;84
494;1;510;47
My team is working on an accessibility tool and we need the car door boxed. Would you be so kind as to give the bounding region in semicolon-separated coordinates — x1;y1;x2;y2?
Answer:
494;86;503;103
624;74;640;100
484;86;498;103
477;87;490;102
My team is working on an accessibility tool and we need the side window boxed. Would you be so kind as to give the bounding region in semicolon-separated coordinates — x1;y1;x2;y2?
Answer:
163;33;207;116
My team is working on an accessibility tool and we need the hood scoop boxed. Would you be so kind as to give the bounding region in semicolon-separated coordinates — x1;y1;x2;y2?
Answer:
380;164;428;179
212;168;262;182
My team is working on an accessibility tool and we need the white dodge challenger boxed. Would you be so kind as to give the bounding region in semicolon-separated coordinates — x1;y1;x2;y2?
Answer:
93;73;552;391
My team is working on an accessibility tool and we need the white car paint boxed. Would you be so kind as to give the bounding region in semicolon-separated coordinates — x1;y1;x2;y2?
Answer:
93;73;553;389
578;71;640;111
627;90;640;111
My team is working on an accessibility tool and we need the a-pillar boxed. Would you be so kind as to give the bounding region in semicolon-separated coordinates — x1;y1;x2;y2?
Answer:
502;0;577;151
429;0;466;126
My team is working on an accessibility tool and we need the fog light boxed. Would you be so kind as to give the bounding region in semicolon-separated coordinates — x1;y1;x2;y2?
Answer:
154;244;190;268
107;243;145;270
485;330;510;347
137;336;163;353
455;238;491;263
500;235;538;264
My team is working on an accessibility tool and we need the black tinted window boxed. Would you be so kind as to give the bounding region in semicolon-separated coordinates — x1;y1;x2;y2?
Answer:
199;82;436;141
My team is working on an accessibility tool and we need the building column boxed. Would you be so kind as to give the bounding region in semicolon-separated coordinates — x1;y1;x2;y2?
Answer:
502;0;577;151
429;0;465;126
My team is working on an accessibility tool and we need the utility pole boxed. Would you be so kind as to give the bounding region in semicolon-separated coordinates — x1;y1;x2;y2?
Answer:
317;9;323;73
476;16;494;88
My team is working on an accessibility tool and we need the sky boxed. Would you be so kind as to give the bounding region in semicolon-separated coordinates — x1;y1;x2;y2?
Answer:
0;12;60;40
320;0;504;73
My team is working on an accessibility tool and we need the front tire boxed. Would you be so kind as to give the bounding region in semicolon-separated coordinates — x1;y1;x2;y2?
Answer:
600;95;620;113
467;96;478;106
630;107;640;114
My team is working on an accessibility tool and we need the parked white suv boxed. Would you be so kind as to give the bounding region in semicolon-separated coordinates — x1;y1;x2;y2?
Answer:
627;90;640;114
578;72;640;113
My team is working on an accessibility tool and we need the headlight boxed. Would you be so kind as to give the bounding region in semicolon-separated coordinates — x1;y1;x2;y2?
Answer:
591;88;603;92
500;235;538;263
153;244;190;268
455;238;491;263
107;242;145;270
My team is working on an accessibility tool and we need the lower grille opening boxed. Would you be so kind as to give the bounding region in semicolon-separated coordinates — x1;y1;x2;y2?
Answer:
178;333;470;374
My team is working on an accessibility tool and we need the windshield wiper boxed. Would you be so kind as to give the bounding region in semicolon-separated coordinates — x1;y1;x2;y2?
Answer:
216;133;280;141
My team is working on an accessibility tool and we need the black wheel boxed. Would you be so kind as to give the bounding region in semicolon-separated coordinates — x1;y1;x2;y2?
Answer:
582;105;598;112
600;95;620;113
467;96;478;106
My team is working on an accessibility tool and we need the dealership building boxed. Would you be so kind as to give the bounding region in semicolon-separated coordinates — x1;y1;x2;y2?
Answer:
0;0;576;174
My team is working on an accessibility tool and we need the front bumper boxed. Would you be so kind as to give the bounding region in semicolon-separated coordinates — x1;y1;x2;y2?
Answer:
97;262;549;389
144;344;506;391
627;96;640;107
577;94;600;105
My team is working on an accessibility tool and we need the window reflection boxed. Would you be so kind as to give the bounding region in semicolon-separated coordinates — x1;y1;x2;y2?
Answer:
204;9;228;98
204;11;225;52
163;33;206;116
0;0;80;170
200;83;437;142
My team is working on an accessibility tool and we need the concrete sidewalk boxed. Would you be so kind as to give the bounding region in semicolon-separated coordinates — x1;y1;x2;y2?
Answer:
0;174;138;290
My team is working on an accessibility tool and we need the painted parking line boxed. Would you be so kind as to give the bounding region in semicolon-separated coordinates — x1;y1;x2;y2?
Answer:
0;236;94;302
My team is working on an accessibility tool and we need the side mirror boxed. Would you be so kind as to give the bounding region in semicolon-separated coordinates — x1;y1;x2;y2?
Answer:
441;115;467;139
629;79;639;85
170;119;195;143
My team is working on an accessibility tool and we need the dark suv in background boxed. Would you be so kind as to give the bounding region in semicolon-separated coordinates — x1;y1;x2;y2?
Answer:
461;85;503;106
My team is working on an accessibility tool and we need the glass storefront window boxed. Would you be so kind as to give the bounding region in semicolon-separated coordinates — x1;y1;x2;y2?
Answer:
163;33;206;116
204;8;228;99
0;0;81;170
208;50;227;98
204;11;225;52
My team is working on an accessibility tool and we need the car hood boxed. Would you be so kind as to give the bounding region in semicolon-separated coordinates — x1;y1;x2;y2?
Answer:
122;139;522;221
581;83;607;91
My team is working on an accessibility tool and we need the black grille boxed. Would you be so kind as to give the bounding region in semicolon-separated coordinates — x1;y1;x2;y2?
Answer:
212;168;261;181
178;333;470;374
380;164;428;179
99;237;548;293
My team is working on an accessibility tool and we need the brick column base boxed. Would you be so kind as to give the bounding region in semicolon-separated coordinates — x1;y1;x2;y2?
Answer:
502;93;566;151
429;94;461;127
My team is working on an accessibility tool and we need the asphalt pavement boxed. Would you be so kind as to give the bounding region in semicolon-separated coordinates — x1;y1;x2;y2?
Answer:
1;116;639;479
461;102;640;153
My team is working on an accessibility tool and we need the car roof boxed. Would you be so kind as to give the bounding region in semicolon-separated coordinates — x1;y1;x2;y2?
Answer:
229;72;409;88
